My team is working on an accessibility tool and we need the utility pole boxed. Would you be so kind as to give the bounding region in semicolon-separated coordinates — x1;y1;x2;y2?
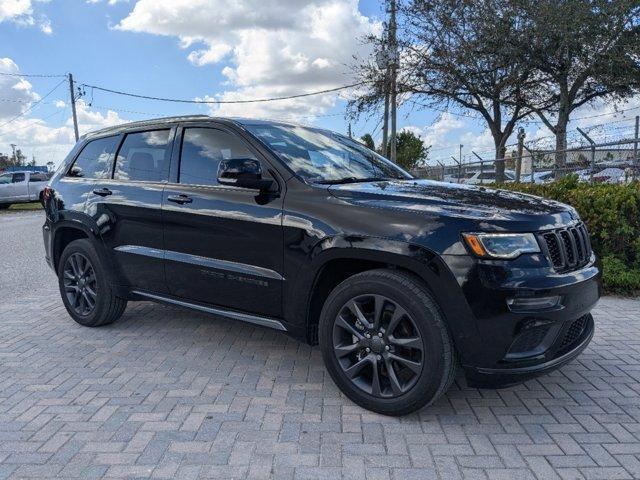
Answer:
68;73;79;142
634;115;639;167
376;26;391;157
347;123;352;139
382;66;390;156
388;0;398;163
515;127;525;183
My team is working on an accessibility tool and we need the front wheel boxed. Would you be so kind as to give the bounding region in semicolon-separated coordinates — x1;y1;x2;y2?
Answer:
319;269;456;416
58;239;127;327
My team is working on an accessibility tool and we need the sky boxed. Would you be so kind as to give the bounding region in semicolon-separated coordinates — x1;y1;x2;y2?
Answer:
1;0;639;168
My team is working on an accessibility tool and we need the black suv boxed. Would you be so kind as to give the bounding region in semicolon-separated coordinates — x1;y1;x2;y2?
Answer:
42;116;600;415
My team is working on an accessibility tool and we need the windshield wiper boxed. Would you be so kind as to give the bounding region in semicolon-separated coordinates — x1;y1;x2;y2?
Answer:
316;176;393;185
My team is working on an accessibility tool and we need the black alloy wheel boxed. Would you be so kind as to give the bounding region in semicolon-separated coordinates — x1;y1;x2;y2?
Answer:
332;294;424;398
63;253;98;316
58;238;127;327
319;269;456;416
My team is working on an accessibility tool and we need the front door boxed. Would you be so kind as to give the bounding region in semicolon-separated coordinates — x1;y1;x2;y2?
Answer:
162;124;284;317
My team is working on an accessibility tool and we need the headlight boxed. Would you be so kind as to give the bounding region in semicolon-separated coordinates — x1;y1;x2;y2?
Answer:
462;232;540;259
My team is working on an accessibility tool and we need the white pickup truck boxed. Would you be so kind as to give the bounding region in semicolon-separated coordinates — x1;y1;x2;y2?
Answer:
0;170;50;209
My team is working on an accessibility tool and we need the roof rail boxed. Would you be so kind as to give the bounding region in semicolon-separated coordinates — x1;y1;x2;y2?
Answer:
83;115;212;138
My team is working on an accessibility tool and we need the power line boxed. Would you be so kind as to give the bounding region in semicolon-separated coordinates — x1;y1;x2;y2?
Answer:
0;108;67;140
0;78;67;129
79;81;365;105
0;71;67;79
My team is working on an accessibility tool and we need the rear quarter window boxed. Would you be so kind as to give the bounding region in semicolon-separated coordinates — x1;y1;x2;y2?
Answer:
67;136;120;179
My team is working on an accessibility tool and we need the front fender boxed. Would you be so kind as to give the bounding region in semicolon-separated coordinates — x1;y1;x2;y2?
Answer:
284;235;479;362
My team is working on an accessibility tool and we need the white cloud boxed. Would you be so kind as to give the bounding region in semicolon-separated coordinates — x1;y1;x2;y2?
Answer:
1;58;128;166
115;0;380;121
0;57;40;119
87;0;127;4
414;113;465;149
0;100;129;166
0;0;31;22
460;129;495;157
0;0;52;33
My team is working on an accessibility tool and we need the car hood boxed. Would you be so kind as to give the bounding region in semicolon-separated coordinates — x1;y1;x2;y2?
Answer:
327;179;576;226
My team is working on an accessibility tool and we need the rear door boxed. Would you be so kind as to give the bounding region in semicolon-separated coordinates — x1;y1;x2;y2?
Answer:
86;127;175;294
162;123;284;317
10;172;28;200
28;172;47;200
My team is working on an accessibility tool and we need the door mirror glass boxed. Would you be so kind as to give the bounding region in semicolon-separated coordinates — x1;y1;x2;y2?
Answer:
217;158;273;191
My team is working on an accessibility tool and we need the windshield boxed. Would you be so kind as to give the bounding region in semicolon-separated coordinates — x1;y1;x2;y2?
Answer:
0;174;11;184
242;123;412;184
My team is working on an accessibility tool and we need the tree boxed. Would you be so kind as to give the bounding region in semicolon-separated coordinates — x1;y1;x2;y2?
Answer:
396;130;429;170
360;133;375;151
349;0;543;180
521;0;640;169
0;146;26;169
404;0;550;181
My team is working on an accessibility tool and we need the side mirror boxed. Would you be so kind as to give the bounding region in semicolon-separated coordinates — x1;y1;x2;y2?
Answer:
218;158;274;191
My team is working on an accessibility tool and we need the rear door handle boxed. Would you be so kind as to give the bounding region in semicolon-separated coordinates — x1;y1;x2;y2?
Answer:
167;194;193;205
92;188;112;197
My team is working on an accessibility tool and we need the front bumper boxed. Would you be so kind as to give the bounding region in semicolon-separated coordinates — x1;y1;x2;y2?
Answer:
464;313;594;387
442;252;601;388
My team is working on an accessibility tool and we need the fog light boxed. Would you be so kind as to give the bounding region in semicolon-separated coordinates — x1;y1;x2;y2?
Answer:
506;295;561;312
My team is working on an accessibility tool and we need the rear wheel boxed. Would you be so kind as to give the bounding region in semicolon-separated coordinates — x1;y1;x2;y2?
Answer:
58;239;127;327
319;269;456;415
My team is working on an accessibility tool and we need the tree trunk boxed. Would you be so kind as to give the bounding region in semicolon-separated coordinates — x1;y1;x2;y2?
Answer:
493;133;507;183
554;111;569;178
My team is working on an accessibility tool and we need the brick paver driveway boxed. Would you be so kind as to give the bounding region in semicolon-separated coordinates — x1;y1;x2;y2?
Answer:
0;292;638;480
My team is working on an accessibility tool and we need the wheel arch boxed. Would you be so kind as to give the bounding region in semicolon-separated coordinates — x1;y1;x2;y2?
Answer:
51;221;102;273
287;238;478;360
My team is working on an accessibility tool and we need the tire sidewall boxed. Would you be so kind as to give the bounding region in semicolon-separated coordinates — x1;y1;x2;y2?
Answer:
319;272;449;415
58;239;111;327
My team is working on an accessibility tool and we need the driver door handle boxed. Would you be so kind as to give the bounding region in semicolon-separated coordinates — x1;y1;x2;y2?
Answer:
167;194;193;205
92;188;112;197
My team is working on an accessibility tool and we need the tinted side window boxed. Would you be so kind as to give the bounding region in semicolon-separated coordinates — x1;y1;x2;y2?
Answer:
12;173;25;183
179;128;257;186
68;136;119;179
29;173;47;182
114;130;172;182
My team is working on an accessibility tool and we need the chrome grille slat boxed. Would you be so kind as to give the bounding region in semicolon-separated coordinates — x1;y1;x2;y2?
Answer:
539;223;592;272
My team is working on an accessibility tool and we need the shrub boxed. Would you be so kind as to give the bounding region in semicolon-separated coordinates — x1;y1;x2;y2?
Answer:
496;177;640;295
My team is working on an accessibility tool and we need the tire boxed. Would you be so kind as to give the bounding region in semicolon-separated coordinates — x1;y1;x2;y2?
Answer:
319;269;456;416
58;239;127;327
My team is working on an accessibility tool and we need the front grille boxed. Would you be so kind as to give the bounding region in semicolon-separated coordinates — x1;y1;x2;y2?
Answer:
540;223;592;272
557;315;589;354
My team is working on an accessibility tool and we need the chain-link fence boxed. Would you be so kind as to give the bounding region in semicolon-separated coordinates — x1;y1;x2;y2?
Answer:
414;135;640;185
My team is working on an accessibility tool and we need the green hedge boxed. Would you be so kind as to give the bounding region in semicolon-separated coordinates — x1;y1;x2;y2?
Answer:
496;177;640;295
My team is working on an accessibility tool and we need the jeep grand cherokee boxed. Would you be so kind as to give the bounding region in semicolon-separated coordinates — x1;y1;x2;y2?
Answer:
42;116;600;415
